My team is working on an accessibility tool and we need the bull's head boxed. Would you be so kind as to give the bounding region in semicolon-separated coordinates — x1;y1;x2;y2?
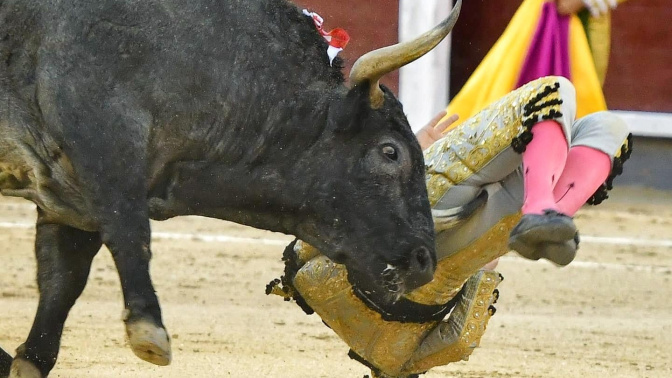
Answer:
294;1;462;305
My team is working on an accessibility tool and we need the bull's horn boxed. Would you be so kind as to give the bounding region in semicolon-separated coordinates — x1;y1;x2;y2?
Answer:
349;0;462;109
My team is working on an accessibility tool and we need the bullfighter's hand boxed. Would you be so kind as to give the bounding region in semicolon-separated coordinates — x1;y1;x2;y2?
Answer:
415;111;459;150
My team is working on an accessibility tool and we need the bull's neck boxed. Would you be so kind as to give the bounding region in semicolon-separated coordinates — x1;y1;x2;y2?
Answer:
152;84;344;235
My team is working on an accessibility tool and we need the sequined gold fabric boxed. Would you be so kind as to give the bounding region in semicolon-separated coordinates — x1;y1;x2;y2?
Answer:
585;0;631;85
424;76;562;206
293;255;439;376
293;240;320;263
292;255;502;377
403;270;502;374
587;14;611;86
290;215;519;309
403;213;520;305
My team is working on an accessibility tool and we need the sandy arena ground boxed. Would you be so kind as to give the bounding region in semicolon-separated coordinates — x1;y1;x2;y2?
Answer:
1;187;671;378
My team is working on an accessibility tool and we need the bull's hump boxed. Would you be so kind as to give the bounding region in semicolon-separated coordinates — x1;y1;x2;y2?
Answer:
37;0;342;102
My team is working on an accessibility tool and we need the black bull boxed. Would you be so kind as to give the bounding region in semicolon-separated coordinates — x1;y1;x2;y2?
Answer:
0;0;461;376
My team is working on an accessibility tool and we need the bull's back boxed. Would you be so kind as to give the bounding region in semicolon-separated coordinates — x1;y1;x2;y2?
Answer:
34;0;332;106
29;0;336;154
3;0;329;120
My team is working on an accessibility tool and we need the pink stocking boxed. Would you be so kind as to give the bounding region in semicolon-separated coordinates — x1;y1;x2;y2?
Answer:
521;120;568;215
553;146;611;216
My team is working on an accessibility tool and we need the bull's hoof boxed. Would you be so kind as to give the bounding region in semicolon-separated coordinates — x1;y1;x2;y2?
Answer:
9;358;42;378
125;320;171;366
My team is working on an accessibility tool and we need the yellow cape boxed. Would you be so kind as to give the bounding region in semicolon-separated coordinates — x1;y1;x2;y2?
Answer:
445;0;607;126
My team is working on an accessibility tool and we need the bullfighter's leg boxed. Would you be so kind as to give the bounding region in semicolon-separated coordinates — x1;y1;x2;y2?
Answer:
10;216;102;378
425;76;577;260
554;111;631;214
426;76;630;264
507;118;579;261
509;111;630;264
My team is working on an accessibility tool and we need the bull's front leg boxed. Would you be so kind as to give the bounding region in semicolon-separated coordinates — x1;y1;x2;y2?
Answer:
9;216;102;378
9;203;169;377
99;211;171;367
35;79;171;370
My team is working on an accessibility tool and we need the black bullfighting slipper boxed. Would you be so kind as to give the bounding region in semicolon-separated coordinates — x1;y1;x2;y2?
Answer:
508;209;578;265
510;231;580;266
541;232;580;266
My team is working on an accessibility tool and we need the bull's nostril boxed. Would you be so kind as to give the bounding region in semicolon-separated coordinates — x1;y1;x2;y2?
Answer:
413;247;432;272
403;246;435;291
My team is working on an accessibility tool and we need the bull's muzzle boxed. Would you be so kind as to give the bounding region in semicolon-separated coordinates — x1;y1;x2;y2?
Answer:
381;246;435;302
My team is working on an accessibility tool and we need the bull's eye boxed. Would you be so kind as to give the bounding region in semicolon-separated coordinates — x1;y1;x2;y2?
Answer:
382;145;398;161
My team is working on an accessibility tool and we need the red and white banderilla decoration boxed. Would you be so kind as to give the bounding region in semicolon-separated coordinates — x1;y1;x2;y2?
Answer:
303;9;350;66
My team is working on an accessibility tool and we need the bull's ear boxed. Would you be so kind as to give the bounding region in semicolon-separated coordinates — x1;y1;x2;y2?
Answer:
328;82;373;134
